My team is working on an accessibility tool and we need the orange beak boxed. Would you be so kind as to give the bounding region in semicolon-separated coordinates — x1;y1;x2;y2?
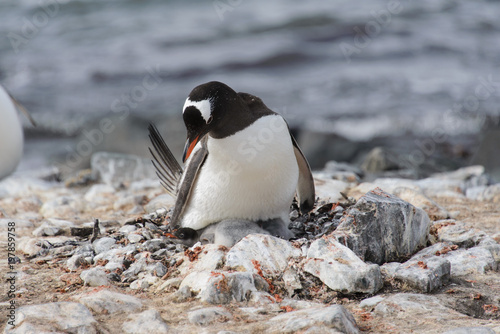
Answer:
183;135;200;162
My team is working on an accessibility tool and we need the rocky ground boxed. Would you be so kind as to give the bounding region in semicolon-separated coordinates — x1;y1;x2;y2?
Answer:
0;152;499;334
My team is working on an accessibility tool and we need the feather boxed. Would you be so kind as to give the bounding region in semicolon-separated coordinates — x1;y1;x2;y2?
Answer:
148;123;183;197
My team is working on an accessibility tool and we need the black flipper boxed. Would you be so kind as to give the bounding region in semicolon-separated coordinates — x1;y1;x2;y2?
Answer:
290;133;315;213
168;137;208;228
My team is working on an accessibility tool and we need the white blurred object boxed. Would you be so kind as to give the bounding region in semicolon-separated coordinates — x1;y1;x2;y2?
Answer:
0;85;24;180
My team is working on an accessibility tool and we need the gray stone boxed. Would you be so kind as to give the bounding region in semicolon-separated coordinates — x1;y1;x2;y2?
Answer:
123;257;148;279
77;289;142;314
392;256;451;292
140;239;166;253
268;305;359;334
91;152;157;188
123;309;169;334
304;237;383;294
80;267;110;287
225;234;301;276
66;254;88;271
332;188;430;264
151;262;167;277
4;302;96;333
432;220;488;248
442;327;496;334
407;242;496;277
479;237;500;263
92;237;117;254
374;293;466;321
188;307;232;326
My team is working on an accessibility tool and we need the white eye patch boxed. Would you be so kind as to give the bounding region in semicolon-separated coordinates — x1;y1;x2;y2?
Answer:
183;98;212;124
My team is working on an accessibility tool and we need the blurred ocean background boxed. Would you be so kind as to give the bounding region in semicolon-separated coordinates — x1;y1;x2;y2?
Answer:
1;0;499;178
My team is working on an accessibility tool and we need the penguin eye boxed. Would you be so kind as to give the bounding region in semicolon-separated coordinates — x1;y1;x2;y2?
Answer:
207;115;213;124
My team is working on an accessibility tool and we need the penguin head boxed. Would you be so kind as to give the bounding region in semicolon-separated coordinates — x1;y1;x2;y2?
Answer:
182;81;243;162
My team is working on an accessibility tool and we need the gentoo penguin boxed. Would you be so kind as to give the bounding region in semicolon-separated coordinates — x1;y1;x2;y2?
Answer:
149;81;315;246
0;85;34;180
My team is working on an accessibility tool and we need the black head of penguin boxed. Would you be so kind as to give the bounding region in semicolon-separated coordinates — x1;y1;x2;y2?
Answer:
173;227;199;247
181;81;274;162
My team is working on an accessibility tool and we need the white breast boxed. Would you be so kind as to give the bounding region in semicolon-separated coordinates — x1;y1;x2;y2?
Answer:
181;114;299;230
0;86;23;180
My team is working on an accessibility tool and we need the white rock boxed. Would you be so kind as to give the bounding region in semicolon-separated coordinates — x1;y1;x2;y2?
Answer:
154;278;183;293
180;271;258;304
76;289;142;314
226;234;301;276
178;244;226;275
442;327;496;334
466;184;500;201
128;233;145;244
282;267;302;295
391;187;450;220
80;267;110;287
39;195;85;218
0;176;55;198
188;307;232;326
351;178;420;197
314;176;351;203
119;224;137;234
91;152;157;188
304;237;383;294
359;296;385;309
5;302;96;333
268;305;359;334
416;178;464;197
123;309;169;334
84;184;115;203
444;246;497;276
18;236;73;257
32;218;74;237
144;193;176;212
392;256;451;292
130;274;158;290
